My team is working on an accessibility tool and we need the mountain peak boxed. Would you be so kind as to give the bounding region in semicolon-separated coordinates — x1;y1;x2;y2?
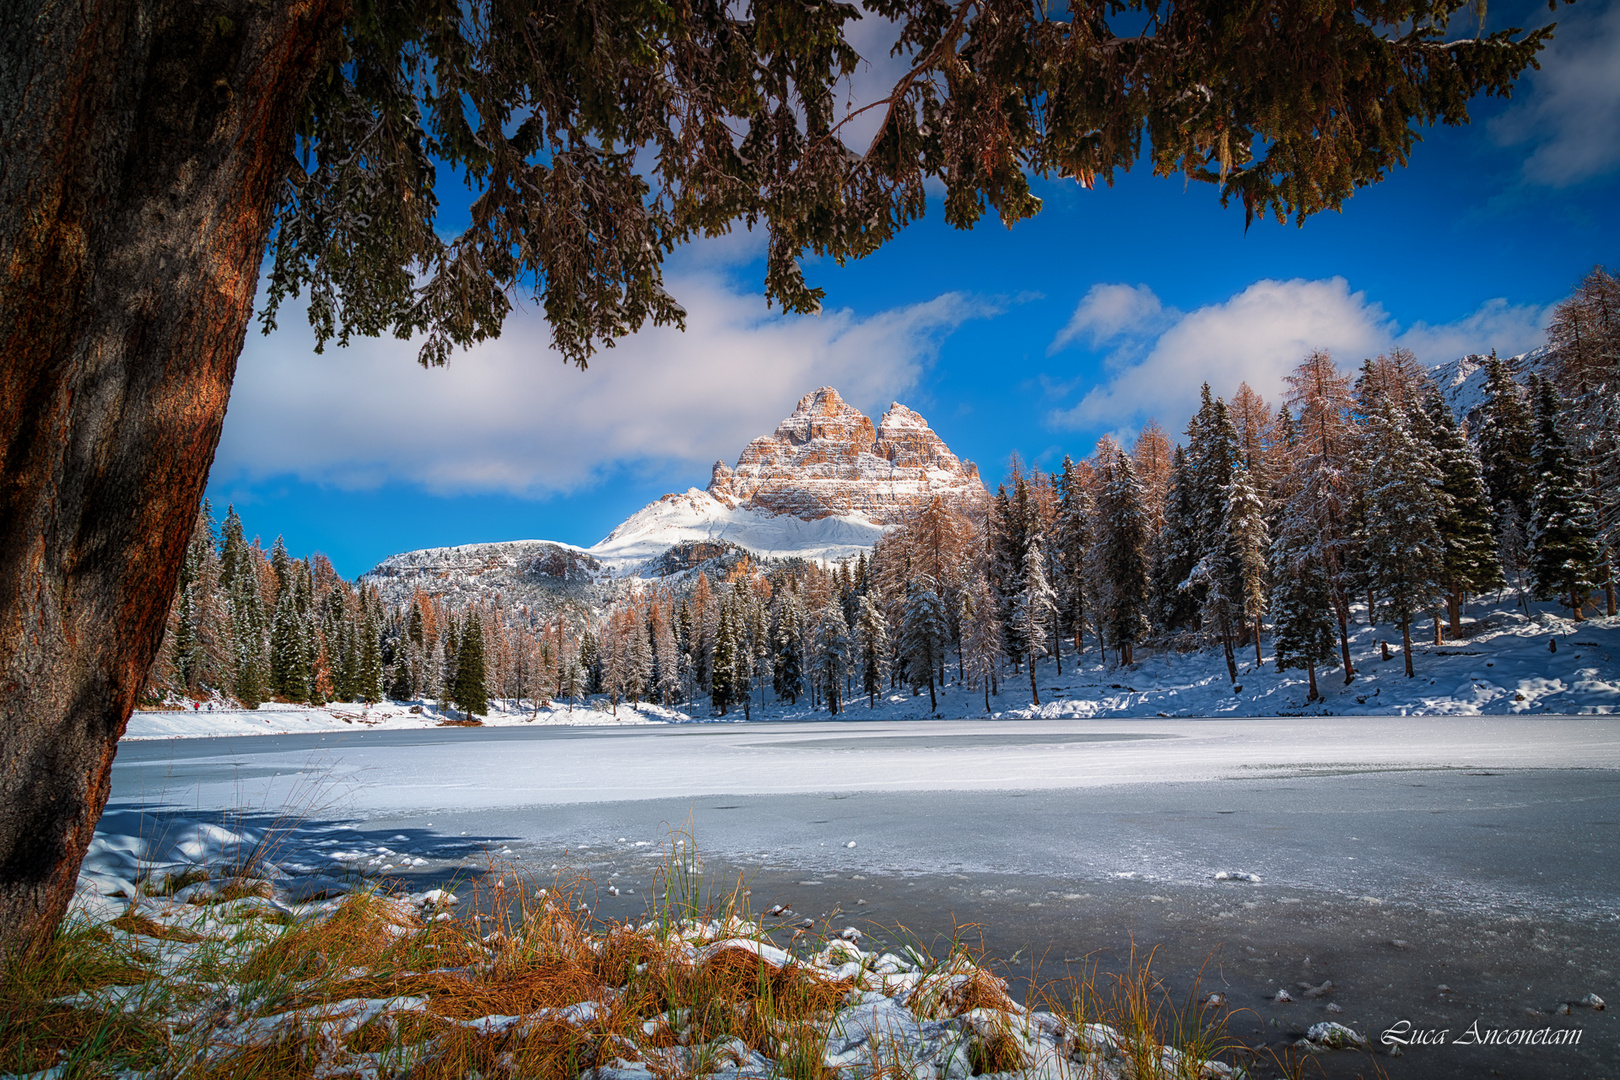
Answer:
704;388;982;523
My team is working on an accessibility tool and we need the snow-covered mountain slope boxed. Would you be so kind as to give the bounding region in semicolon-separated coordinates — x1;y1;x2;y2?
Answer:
587;488;888;576
362;539;611;611
1430;345;1554;431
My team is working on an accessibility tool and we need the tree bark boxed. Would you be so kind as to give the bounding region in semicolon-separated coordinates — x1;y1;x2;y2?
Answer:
0;0;341;955
1253;615;1264;667
1027;651;1039;706
1401;617;1415;678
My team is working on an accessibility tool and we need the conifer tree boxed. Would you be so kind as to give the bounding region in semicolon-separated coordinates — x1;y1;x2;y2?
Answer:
453;614;488;715
1527;376;1601;619
1151;446;1201;634
855;595;891;709
1476;352;1537;530
1099;451;1151;666
1269;527;1338;702
961;574;1003;712
269;586;309;701
1547;266;1620;615
1055;456;1094;656
710;603;737;715
1013;541;1058;704
227;569;267;709
1359;402;1448;676
1226;468;1271;666
1282;350;1360;681
772;592;805;705
901;579;949;712
811;602;851;715
655;605;683;706
1425;388;1502;634
357;598;384;703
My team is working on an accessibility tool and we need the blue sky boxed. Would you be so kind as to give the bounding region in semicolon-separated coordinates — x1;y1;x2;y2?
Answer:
210;0;1620;578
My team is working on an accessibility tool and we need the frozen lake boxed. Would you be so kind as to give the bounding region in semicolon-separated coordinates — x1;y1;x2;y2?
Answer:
111;715;1620;916
108;716;1620;1077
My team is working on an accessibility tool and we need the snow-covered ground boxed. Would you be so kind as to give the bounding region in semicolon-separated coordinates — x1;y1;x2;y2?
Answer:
126;697;668;740
127;597;1619;741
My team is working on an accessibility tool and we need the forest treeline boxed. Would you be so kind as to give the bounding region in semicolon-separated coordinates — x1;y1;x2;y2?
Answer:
145;268;1617;713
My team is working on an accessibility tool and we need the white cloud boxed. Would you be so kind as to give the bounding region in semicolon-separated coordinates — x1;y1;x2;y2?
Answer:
1048;278;1391;434
1045;278;1555;437
1491;0;1620;186
1048;283;1169;355
216;276;996;498
1395;296;1554;365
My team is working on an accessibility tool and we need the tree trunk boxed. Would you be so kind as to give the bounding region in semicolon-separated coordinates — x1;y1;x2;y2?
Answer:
927;672;936;713
1448;585;1463;637
1401;617;1414;677
1218;608;1237;683
1027;651;1039;706
1253;616;1264;667
1571;587;1585;622
1306;661;1318;702
983;679;990;713
1331;590;1357;683
0;0;342;955
1433;615;1443;646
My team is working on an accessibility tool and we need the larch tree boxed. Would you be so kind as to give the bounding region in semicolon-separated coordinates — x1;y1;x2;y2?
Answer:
961;574;1004;713
1547;266;1620;615
1282;350;1360;682
0;0;1565;956
1014;541;1059;705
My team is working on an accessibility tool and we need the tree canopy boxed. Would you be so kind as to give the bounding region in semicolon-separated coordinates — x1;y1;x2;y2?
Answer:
264;0;1560;368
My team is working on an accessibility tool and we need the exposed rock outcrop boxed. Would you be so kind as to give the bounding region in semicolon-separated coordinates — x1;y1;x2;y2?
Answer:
705;387;985;523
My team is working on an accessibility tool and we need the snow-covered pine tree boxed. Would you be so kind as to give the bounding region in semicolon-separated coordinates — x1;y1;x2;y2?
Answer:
452;613;488;715
1013;539;1058;704
1225;467;1271;667
1548;265;1620;615
269;584;308;701
710;602;737;715
356;597;384;703
1099;450;1151;666
1424;387;1503;635
772;590;805;704
1476;352;1537;531
1527;375;1601;620
1282;349;1360;682
961;573;1003;713
855;594;890;709
1150;445;1200;635
1055;455;1094;656
989;480;1032;667
628;605;653;707
900;577;949;713
1358;401;1447;676
654;603;682;706
1269;523;1339;702
811;601;851;715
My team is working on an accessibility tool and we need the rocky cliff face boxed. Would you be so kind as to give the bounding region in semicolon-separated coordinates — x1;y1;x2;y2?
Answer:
703;387;985;523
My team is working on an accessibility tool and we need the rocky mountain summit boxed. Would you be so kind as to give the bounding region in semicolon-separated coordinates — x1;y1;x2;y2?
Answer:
706;387;985;524
363;388;985;601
